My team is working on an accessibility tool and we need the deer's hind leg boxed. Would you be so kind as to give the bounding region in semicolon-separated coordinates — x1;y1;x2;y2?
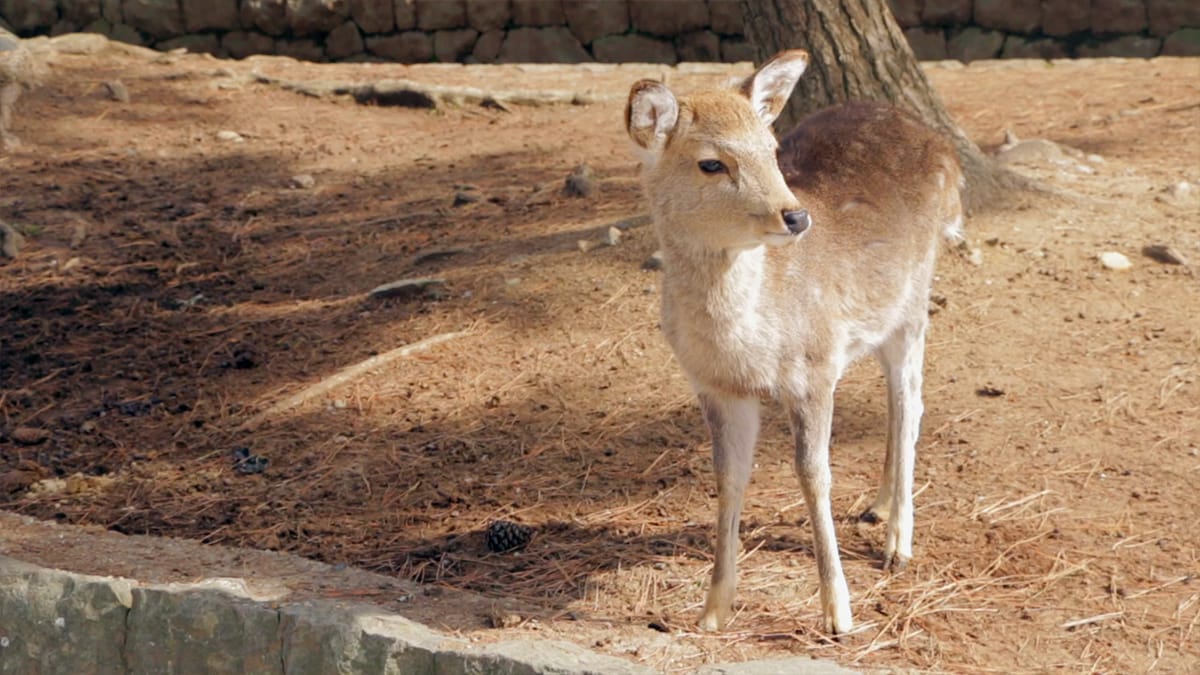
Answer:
865;314;928;572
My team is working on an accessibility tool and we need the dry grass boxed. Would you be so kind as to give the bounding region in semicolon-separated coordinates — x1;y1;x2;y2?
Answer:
1;50;1198;673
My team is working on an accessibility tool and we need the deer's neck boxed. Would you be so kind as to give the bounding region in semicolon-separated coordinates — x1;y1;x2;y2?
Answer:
661;239;772;328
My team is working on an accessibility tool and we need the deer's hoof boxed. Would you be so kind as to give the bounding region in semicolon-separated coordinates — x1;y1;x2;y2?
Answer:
858;508;882;524
883;552;910;573
698;611;723;632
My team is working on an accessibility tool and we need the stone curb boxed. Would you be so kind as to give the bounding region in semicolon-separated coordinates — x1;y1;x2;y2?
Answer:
0;552;861;675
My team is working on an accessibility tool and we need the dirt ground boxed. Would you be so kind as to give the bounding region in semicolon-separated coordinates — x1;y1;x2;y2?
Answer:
1;39;1197;674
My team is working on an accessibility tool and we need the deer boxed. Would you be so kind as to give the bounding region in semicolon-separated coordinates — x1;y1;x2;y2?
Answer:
625;50;963;635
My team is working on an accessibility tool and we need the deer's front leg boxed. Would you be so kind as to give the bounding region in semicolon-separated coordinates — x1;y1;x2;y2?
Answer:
790;382;853;634
697;392;760;632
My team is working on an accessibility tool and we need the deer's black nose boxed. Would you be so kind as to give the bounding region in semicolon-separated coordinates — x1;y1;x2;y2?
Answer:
783;209;811;235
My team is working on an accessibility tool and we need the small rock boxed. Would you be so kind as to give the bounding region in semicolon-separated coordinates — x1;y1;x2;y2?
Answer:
1141;245;1188;266
487;611;522;629
996;132;1064;165
605;226;622;246
10;426;50;445
224;343;258;369
368;277;447;300
577;239;596;253
104;80;130;103
0;221;27;258
564;163;597;198
966;247;984;266
453;189;481;207
642;251;665;271
1168;181;1193;199
215;130;244;143
1099;251;1132;271
231;447;268;475
289;174;316;189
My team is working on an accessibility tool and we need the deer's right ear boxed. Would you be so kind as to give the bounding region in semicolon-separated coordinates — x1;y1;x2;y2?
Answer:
626;80;678;153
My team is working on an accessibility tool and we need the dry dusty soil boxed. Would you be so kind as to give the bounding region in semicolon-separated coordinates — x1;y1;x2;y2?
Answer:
1;37;1198;674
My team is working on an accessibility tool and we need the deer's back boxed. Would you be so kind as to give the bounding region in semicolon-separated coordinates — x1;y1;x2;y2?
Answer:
779;101;959;242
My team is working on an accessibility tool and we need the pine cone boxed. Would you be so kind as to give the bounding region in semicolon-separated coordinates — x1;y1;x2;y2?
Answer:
485;520;533;553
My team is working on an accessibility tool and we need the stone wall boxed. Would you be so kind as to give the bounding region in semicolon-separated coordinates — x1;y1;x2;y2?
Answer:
1;0;1197;63
891;0;1200;60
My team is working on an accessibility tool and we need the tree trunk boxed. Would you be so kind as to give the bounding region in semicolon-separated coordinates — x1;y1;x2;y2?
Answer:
741;0;1024;212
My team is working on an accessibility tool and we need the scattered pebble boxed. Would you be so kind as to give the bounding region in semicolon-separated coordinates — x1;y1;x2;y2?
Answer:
0;221;26;258
1099;251;1132;271
289;174;315;189
487;611;522;629
996;137;1064;165
1169;181;1192;197
1142;244;1188;266
605;226;622;246
563;163;597;198
215;130;244;143
452;189;481;206
104;80;130;103
231;447;268;475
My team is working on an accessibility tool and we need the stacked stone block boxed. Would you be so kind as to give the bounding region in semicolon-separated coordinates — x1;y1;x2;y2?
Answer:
0;0;1197;62
889;0;1200;61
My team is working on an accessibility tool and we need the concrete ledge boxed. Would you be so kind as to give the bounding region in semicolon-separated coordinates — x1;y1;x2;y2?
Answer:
0;510;865;674
0;555;655;675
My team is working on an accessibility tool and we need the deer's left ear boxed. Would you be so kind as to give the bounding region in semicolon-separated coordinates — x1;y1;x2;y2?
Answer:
741;50;809;125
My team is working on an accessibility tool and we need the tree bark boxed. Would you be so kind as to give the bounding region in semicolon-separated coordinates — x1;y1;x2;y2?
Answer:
741;0;1025;212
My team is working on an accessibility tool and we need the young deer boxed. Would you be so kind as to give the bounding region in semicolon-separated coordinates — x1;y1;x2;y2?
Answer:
626;50;962;634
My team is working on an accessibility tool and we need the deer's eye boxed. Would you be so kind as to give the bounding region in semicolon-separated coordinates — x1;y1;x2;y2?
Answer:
698;159;726;174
